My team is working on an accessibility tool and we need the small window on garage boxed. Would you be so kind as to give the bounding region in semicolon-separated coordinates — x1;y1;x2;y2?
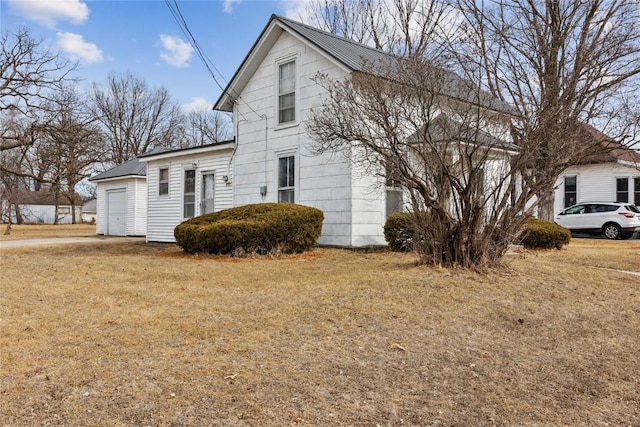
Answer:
159;168;169;196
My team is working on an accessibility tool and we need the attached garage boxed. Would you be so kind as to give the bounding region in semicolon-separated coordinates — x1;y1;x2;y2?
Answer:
89;157;147;237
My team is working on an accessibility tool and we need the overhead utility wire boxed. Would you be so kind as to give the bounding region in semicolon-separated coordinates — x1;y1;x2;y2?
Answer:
163;0;263;121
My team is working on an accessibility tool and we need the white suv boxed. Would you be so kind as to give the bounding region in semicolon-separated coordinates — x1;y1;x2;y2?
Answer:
555;202;640;240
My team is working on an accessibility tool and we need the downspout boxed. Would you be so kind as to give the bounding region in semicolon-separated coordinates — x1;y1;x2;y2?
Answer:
261;113;268;200
228;103;243;179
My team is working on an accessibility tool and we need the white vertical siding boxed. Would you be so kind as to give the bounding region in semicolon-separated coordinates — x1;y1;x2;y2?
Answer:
350;161;387;246
233;30;356;246
13;204;81;224
15;205;55;224
554;163;640;213
145;149;233;243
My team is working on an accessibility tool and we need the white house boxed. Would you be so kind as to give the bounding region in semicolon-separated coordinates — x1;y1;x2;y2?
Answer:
554;125;640;213
137;142;235;243
81;199;97;223
211;14;516;247
90;15;516;246
89;157;147;236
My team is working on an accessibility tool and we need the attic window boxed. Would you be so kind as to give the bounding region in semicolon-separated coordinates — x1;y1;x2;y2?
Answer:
278;60;296;124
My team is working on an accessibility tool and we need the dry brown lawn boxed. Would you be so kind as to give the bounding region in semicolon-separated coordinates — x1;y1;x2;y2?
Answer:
0;224;96;241
0;238;639;426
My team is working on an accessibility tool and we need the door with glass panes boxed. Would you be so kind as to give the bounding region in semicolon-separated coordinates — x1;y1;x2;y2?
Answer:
201;173;215;214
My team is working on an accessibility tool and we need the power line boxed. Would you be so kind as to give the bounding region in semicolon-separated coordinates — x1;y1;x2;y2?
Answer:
163;0;264;121
164;0;227;93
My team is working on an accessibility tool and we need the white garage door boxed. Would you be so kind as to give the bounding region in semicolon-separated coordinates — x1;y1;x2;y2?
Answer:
107;190;127;236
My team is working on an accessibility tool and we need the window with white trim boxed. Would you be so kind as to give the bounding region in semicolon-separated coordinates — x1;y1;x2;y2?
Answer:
184;169;196;218
564;176;577;207
278;155;295;203
616;177;628;203
159;167;169;196
385;166;403;217
634;177;640;206
278;60;295;124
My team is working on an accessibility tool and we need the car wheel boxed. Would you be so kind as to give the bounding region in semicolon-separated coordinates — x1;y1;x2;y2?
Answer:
603;223;622;240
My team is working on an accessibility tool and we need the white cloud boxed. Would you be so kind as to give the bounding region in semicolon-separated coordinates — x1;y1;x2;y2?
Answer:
281;0;313;20
57;32;104;63
182;97;213;113
223;0;241;14
159;34;193;68
7;0;89;28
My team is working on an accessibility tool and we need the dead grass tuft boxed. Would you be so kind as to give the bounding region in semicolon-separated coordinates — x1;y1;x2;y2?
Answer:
1;238;639;425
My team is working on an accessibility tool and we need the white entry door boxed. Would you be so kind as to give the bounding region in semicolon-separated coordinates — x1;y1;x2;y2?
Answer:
201;173;215;214
107;190;126;236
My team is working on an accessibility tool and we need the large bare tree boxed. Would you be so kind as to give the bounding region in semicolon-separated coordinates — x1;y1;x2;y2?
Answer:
0;87;104;224
1;27;76;151
296;0;456;58
38;87;105;223
457;0;640;219
307;57;537;268
91;72;184;164
183;108;232;147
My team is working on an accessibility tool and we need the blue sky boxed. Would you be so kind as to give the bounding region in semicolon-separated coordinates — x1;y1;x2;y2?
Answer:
0;0;308;111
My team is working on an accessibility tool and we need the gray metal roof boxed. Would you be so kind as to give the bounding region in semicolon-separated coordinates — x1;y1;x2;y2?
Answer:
89;157;146;181
276;16;515;116
82;198;97;213
137;141;233;159
408;113;519;152
215;14;516;116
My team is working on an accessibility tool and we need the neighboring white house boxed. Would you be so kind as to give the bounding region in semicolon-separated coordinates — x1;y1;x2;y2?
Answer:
212;14;516;247
3;191;82;224
554;125;640;213
81;199;97;223
137;142;235;243
89;157;147;236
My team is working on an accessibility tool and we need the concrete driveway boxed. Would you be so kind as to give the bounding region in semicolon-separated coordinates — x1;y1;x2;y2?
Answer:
0;236;145;249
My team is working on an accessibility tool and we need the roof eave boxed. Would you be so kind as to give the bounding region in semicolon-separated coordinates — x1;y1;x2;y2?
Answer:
138;141;235;162
214;16;282;112
89;174;146;183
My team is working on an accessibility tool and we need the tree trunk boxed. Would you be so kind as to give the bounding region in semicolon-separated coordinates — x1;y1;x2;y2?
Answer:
537;187;556;221
14;203;24;224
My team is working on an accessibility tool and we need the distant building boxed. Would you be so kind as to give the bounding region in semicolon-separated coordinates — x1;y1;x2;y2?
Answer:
3;191;82;224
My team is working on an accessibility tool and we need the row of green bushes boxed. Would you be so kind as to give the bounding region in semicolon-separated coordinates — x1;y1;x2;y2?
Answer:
174;203;569;256
383;212;571;251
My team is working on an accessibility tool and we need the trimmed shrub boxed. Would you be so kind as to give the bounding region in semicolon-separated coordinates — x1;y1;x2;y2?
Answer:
520;218;571;250
174;203;324;255
384;212;415;251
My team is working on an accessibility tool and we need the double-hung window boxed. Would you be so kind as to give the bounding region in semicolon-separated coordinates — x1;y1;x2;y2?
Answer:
278;155;295;203
616;177;629;203
184;170;196;218
159;168;169;196
634;177;640;206
278;60;295;124
385;167;403;217
564;176;577;208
